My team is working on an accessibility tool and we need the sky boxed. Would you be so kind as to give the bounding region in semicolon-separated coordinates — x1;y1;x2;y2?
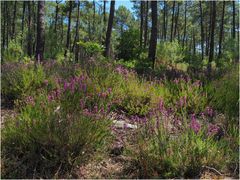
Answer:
115;0;133;11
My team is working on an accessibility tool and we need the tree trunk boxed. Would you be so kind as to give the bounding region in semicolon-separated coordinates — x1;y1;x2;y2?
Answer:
103;0;106;24
199;1;204;60
183;1;187;47
104;0;115;58
218;1;225;58
6;2;9;48
21;1;26;46
74;0;80;61
54;0;59;33
144;1;149;48
174;2;179;39
208;1;216;77
65;1;72;57
193;30;196;55
162;1;166;40
93;0;96;34
32;1;37;54
2;2;6;49
140;1;144;48
27;1;32;56
148;1;158;69
170;1;175;42
232;1;235;39
35;1;45;61
12;1;17;39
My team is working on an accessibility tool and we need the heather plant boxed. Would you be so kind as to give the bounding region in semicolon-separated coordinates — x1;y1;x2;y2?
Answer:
2;81;112;178
207;65;239;121
1;63;45;106
128;115;232;178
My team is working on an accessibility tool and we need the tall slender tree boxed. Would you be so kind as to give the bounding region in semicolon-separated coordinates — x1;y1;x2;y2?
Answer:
218;1;225;58
140;1;144;48
199;1;204;60
170;1;175;42
104;0;115;57
208;1;216;77
182;1;187;47
27;1;32;56
148;1;158;69
144;1;148;48
64;1;72;57
232;1;235;39
35;1;45;61
73;0;80;61
12;1;17;39
174;2;180;39
21;1;26;46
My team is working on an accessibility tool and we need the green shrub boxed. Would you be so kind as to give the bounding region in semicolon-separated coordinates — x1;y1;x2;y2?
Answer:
1;63;45;105
156;40;185;68
207;65;239;120
2;40;24;63
77;41;104;58
129;120;231;178
116;28;141;60
1;77;112;178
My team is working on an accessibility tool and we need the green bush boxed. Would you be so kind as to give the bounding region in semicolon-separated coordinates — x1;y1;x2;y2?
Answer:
1;63;45;105
156;40;185;68
1;75;112;178
2;40;24;63
207;65;239;120
129;120;231;178
77;41;104;58
116;28;141;60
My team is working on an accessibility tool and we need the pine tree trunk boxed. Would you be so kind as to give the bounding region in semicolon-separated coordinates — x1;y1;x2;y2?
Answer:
54;0;59;33
74;0;80;61
21;1;26;46
140;1;144;48
148;1;158;69
232;1;235;39
144;1;148;48
12;1;17;39
170;1;175;42
218;1;225;58
104;0;115;58
199;1;204;60
35;1;45;61
27;1;32;56
208;1;216;77
65;1;72;57
2;2;6;49
174;2;179;39
183;1;187;47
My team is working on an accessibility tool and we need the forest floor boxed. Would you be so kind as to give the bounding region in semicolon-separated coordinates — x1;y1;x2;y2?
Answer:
1;107;235;179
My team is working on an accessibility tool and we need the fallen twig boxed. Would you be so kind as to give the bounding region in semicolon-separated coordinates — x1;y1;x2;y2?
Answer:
202;165;223;176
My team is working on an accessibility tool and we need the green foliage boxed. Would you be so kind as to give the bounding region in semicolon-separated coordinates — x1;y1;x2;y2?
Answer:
77;41;104;57
156;40;185;67
129;122;231;178
3;39;24;63
207;65;239;120
1;63;45;104
116;28;141;60
2;91;112;178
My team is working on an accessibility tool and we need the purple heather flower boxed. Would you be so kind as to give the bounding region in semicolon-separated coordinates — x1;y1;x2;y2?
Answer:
190;114;201;134
207;124;220;136
206;106;214;117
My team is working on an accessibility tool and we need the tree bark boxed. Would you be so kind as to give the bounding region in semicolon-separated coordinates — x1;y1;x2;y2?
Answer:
27;1;32;56
183;1;187;47
148;1;158;69
162;1;166;40
140;1;144;48
144;1;149;48
199;1;204;60
170;1;175;42
35;1;45;61
64;1;72;57
73;0;80;61
174;2;179;39
208;1;216;77
232;1;235;39
2;2;6;49
54;0;60;33
218;1;225;58
12;1;17;39
21;1;26;46
104;0;115;58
